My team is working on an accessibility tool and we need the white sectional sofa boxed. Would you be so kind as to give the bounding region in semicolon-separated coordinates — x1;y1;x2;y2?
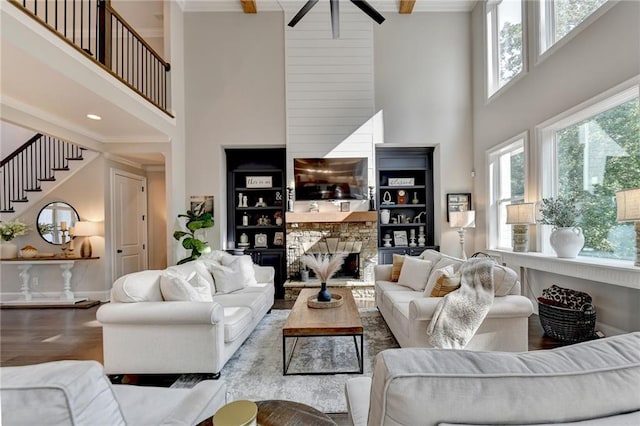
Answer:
345;332;640;426
1;360;227;425
97;251;274;377
374;250;533;351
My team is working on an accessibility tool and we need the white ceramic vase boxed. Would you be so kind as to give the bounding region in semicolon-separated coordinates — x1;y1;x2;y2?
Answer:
549;227;585;258
380;209;391;224
0;241;18;259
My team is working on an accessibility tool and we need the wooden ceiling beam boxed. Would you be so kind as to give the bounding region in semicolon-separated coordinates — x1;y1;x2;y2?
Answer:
241;0;257;14
399;0;416;14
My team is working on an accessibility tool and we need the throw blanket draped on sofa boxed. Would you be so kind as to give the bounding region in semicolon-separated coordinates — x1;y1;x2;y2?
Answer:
427;258;495;349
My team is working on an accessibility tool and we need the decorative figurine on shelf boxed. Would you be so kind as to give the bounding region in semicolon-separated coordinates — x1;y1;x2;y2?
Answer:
382;191;393;205
274;191;283;206
414;211;426;223
255;197;267;208
369;186;376;211
409;229;417;247
412;192;419;204
418;226;426;247
274;211;283;226
309;201;319;212
238;192;244;208
242;195;248;208
397;190;407;205
242;212;249;226
238;233;250;248
286;183;295;212
383;233;392;247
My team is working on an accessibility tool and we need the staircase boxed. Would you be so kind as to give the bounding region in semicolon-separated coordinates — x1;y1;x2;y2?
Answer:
0;133;96;218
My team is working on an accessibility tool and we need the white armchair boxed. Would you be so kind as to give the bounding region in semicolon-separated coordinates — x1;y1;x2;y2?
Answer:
0;360;227;426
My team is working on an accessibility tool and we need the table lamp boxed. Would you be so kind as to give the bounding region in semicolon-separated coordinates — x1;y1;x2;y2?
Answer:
73;221;100;258
506;202;536;252
616;188;640;267
450;210;475;260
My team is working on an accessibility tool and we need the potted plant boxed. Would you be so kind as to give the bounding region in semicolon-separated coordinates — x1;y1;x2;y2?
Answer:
173;201;214;264
538;196;584;258
0;220;30;259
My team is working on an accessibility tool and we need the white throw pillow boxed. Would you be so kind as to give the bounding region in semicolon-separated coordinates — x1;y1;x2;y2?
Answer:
208;263;246;294
493;264;519;296
160;270;213;302
397;257;433;291
166;260;216;294
423;264;456;297
221;255;258;286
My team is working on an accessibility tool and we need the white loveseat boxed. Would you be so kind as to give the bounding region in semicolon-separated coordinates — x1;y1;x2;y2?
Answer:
1;360;227;425
345;332;640;426
97;251;274;377
375;250;533;351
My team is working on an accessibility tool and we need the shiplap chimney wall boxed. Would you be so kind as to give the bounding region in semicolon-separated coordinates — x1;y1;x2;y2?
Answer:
284;3;376;187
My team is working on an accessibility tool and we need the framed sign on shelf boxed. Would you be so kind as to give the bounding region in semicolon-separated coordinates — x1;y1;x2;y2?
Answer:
393;230;408;247
446;193;471;222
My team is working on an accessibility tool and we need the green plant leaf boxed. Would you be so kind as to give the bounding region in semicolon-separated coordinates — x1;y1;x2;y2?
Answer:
173;231;189;240
187;220;204;231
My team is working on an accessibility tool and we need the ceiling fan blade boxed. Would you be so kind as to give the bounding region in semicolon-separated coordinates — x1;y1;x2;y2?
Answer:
330;0;340;39
350;0;385;24
288;0;320;28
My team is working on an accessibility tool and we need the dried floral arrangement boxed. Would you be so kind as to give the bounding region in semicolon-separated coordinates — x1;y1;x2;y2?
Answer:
299;252;347;283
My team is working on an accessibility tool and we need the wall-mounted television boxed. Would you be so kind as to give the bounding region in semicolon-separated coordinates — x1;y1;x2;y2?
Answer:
294;157;368;201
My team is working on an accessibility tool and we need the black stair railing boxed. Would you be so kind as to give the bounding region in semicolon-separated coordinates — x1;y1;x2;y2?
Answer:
10;0;171;114
0;134;85;213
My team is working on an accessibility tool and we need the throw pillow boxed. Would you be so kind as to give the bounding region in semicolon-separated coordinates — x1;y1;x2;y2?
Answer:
208;262;247;294
166;260;216;295
220;255;258;287
430;269;461;297
160;270;213;302
397;257;433;291
492;264;518;296
391;254;405;282
423;264;455;297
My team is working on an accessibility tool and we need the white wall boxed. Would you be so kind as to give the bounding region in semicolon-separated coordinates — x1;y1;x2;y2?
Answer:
183;12;286;249
471;1;640;333
374;12;473;256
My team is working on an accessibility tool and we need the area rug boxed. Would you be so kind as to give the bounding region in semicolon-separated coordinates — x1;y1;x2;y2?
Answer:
177;308;398;413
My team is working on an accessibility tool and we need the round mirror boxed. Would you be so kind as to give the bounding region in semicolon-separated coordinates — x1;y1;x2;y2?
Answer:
37;202;80;244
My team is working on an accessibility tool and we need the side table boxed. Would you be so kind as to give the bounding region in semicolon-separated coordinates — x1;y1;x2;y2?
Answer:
256;400;337;426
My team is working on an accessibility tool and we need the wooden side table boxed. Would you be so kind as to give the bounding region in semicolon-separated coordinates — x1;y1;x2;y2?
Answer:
256;400;337;426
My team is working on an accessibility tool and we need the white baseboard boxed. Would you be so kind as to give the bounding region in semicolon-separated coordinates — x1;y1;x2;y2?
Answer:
0;290;109;303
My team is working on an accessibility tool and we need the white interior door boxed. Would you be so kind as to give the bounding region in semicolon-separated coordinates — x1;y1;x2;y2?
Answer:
112;170;147;279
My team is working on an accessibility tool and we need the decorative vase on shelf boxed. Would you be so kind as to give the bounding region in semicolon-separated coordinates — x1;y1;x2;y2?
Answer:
549;227;584;258
0;242;18;259
412;192;419;204
380;209;391;224
318;282;332;302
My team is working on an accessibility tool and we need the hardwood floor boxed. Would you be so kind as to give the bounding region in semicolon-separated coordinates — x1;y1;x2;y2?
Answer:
1;301;563;367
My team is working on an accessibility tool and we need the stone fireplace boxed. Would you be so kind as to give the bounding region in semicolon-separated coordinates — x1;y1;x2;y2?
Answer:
284;211;378;299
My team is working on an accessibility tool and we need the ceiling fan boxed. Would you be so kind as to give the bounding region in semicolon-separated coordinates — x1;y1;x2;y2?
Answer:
288;0;385;39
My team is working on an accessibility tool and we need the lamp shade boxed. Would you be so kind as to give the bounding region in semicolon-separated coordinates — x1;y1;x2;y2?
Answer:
450;210;475;228
506;203;536;224
616;188;640;222
73;221;101;236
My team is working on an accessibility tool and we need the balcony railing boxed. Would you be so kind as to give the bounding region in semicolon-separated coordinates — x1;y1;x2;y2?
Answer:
11;0;171;115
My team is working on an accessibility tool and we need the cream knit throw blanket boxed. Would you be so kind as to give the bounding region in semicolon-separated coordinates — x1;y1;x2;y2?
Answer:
427;258;495;349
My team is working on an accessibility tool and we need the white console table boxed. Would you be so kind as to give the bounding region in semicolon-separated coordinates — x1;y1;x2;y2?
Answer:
2;257;99;305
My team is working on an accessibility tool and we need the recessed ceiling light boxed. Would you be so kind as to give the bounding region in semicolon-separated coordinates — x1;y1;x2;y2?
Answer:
86;114;102;120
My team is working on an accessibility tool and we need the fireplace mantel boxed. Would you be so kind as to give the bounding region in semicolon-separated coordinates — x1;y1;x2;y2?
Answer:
286;211;377;223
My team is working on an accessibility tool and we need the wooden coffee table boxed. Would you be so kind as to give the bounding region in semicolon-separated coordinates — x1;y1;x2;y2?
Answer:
282;288;364;375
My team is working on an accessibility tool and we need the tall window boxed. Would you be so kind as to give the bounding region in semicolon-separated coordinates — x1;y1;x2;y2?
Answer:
486;0;524;97
488;135;526;249
540;85;640;260
539;0;608;55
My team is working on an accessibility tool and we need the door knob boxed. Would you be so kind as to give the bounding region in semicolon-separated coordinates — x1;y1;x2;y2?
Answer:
117;249;123;253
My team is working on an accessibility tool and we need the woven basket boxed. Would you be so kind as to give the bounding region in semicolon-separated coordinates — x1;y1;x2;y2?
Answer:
538;299;597;343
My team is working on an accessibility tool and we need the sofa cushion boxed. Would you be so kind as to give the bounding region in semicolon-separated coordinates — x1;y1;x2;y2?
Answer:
111;270;163;303
160;270;213;302
223;307;254;342
431;253;464;273
369;332;640;426
221;255;257;284
397;257;433;291
419;249;442;264
429;269;461;297
493;264;519;296
391;254;405;282
0;360;125;426
167;261;216;295
214;292;267;318
423;264;456;296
